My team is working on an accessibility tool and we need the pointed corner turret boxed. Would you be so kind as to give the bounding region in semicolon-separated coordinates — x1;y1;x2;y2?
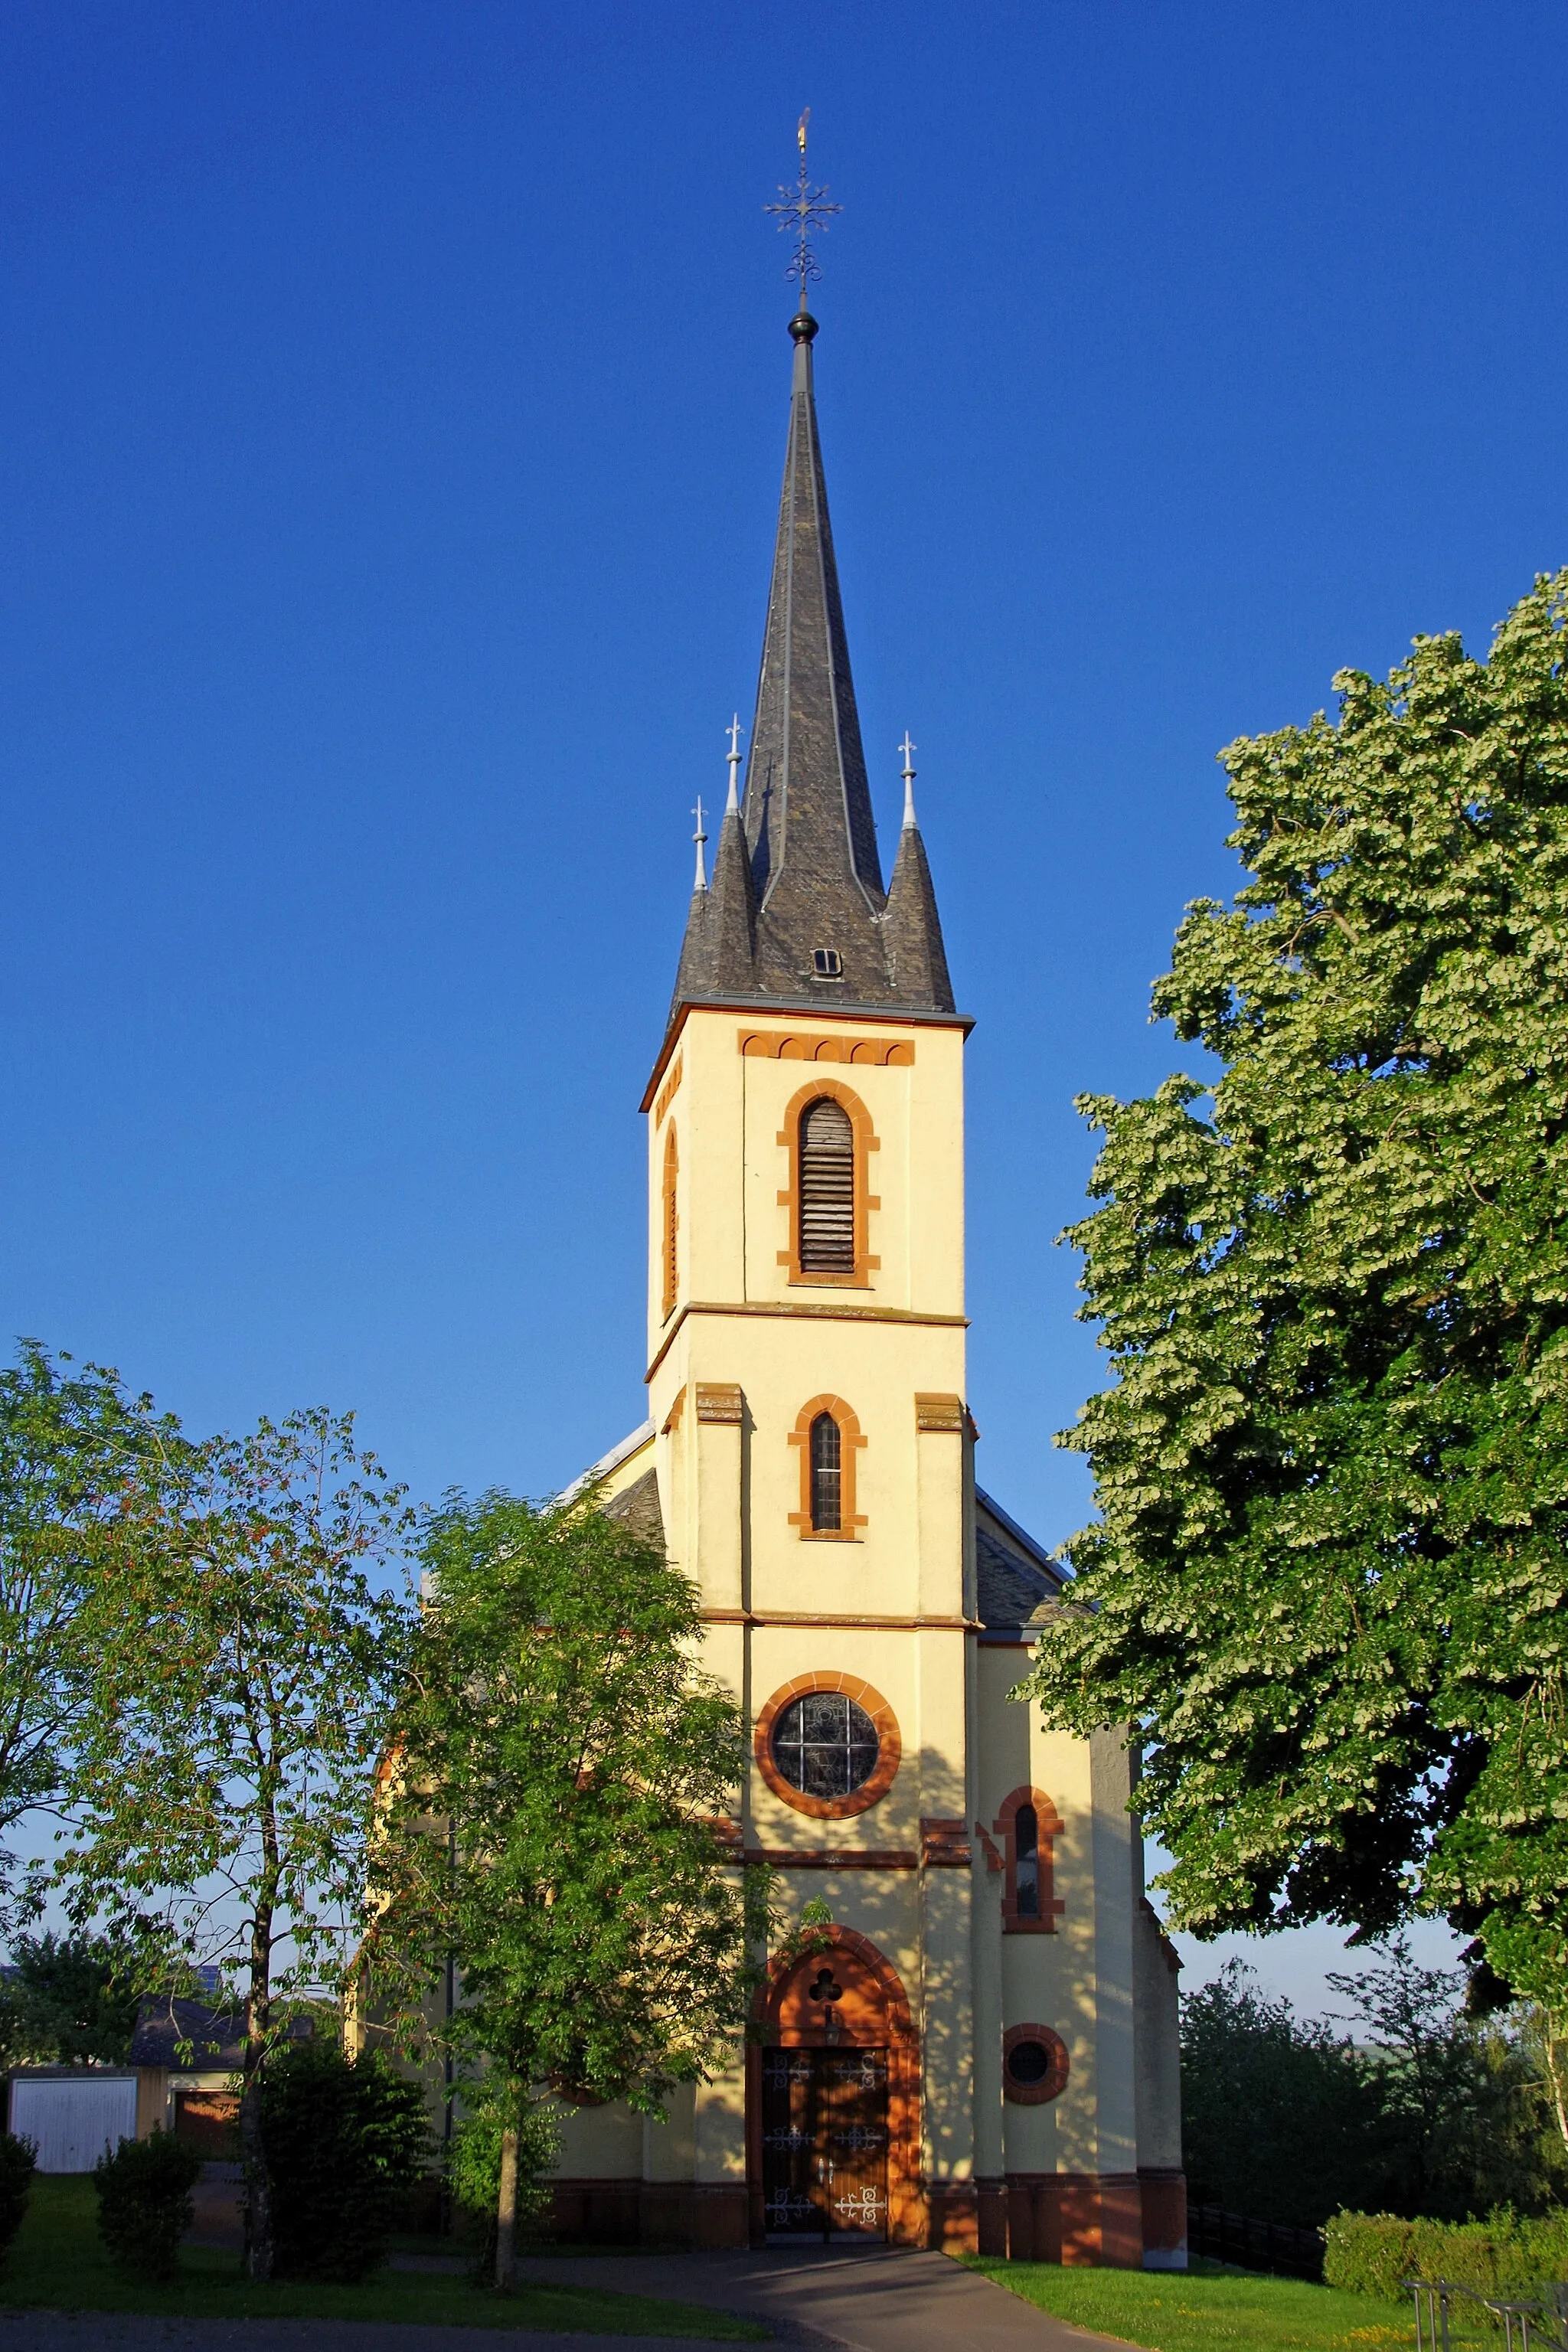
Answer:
707;804;757;982
669;877;711;1019
884;818;955;1011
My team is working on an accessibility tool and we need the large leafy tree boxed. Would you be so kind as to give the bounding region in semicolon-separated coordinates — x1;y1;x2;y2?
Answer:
2;1929;152;2066
66;1409;413;2278
1022;572;1568;2128
0;1342;182;1925
372;1492;764;2287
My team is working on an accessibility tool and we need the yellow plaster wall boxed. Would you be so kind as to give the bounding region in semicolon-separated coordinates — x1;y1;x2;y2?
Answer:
972;1645;1146;2186
645;1011;967;1355
616;999;1175;2220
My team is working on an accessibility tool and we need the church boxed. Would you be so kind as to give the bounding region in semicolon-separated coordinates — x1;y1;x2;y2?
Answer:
547;288;1185;2268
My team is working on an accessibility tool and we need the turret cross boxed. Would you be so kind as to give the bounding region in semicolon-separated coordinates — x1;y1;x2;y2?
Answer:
900;733;917;830
726;714;744;812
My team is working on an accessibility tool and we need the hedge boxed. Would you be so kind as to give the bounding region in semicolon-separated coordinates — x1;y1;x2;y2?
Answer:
1325;2211;1568;2303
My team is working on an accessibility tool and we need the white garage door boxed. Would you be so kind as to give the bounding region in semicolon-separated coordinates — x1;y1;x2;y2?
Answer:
9;2076;138;2172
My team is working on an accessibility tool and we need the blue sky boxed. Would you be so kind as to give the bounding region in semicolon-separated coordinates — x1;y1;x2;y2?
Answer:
2;2;1558;2001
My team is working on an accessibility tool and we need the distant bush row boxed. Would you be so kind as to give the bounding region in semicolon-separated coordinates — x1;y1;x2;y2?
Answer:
1324;2210;1568;2303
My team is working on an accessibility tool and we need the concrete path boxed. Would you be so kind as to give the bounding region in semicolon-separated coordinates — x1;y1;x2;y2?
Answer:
0;2322;750;2352
0;2247;1132;2352
516;2247;1132;2352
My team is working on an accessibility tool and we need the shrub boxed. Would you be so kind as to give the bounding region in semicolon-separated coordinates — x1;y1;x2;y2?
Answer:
1325;2210;1568;2302
93;2128;204;2279
0;2134;36;2265
448;2086;559;2275
257;2038;430;2282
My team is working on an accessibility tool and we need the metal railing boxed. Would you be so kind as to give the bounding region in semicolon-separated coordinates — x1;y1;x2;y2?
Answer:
1405;2277;1568;2352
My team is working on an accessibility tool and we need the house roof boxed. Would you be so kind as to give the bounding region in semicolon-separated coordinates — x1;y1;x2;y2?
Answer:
129;1998;246;2071
128;2000;312;2071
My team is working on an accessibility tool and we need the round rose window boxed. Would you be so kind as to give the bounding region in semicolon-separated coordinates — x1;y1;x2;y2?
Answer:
770;1692;880;1801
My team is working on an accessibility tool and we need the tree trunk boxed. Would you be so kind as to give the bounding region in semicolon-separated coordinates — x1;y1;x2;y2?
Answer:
240;2060;272;2281
1543;2008;1568;2157
241;1877;277;2281
495;2122;519;2292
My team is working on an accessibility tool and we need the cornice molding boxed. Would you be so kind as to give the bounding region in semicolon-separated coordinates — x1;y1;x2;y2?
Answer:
640;996;972;1111
646;1297;966;1383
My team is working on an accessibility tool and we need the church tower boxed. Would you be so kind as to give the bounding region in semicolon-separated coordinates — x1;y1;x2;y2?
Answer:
567;291;1184;2265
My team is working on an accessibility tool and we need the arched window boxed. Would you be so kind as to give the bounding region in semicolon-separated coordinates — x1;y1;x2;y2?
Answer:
1014;1804;1040;1919
798;1097;854;1273
661;1125;678;1320
995;1787;1065;1933
809;1412;841;1531
788;1394;867;1540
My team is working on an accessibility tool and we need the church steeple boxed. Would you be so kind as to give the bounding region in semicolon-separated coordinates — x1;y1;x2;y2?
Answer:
668;309;956;1026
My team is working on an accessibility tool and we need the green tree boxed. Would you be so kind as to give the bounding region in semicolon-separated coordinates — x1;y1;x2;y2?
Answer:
64;1408;413;2280
1021;573;1568;2123
3;1929;149;2065
1180;1960;1386;2227
372;1491;766;2288
1325;1937;1562;2220
0;1343;182;1926
1181;1949;1558;2230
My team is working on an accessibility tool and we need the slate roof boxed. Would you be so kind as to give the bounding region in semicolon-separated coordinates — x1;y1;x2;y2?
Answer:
128;1997;313;2070
670;313;957;1031
604;1464;665;1552
129;1998;245;2071
975;1486;1063;1637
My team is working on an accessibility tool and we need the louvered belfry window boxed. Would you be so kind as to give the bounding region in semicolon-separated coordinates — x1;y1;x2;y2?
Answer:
810;1412;842;1531
798;1096;855;1274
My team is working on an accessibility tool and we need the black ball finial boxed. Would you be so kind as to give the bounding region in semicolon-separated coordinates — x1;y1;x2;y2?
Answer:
789;309;819;343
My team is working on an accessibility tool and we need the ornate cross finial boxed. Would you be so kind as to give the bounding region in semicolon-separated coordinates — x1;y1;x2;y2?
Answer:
725;714;744;813
900;733;918;830
765;109;841;313
691;796;708;890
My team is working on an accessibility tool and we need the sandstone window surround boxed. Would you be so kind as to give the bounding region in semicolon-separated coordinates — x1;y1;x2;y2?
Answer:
788;1394;867;1540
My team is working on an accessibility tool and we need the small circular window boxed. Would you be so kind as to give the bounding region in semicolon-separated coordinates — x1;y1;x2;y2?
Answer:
1002;2024;1070;2105
771;1693;879;1800
1008;2040;1051;2086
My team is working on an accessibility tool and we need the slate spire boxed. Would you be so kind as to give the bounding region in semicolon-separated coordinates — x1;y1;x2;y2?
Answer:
667;309;956;1023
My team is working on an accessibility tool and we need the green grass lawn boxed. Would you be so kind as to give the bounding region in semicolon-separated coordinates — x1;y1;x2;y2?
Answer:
0;2177;768;2337
962;2256;1419;2352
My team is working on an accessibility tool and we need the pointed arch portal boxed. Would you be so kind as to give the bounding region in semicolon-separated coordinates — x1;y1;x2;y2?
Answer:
747;1929;921;2246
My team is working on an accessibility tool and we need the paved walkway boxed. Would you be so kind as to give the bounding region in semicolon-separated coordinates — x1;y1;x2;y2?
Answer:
517;2247;1131;2352
0;2246;1129;2352
0;2323;745;2352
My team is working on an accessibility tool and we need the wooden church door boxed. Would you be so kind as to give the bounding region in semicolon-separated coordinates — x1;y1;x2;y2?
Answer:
760;2046;888;2239
755;1933;913;2246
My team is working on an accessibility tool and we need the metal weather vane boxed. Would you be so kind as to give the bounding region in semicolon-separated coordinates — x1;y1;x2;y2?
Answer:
765;108;841;312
